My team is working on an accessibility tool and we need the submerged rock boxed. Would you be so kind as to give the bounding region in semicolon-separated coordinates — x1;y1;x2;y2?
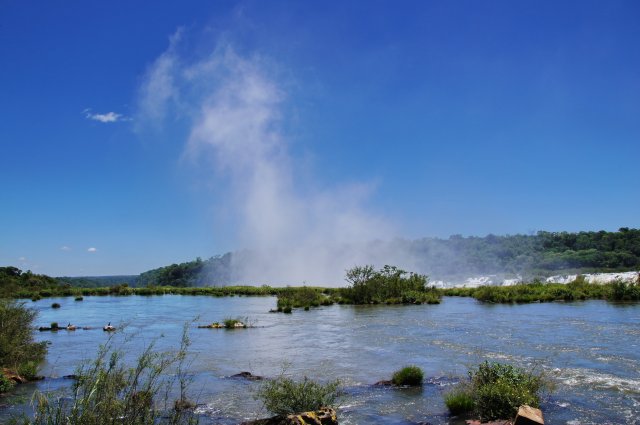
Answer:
231;371;263;380
198;323;224;329
241;407;337;425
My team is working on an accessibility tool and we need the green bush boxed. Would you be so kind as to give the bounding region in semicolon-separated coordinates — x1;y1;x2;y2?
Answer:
223;317;247;329
257;375;341;416
445;361;549;421
75;296;84;301
0;300;47;378
342;265;440;305
444;387;475;415
0;374;15;393
391;365;424;386
283;306;292;314
51;303;61;309
17;361;39;380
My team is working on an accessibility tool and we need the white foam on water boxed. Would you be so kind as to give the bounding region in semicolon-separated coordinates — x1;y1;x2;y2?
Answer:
559;367;640;394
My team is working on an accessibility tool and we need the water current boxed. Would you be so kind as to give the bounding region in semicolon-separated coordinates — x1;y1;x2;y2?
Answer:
1;295;638;424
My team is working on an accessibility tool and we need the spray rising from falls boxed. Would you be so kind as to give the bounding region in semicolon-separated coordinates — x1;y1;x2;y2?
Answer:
138;38;418;285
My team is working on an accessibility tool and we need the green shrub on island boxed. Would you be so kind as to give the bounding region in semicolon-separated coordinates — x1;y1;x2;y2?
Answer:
0;300;47;390
443;277;639;303
391;365;424;386
75;296;83;301
445;361;550;421
341;265;441;305
223;317;247;328
50;322;59;330
277;286;330;310
257;374;341;416
51;302;61;309
283;306;292;314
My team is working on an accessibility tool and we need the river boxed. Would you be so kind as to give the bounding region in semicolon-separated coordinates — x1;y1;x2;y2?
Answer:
2;295;639;424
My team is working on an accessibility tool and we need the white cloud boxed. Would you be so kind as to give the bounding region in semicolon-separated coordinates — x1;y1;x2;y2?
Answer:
60;246;71;251
18;256;27;262
87;247;97;253
83;109;130;123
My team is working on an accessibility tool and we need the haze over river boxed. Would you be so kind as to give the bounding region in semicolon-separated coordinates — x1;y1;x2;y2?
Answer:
2;296;639;424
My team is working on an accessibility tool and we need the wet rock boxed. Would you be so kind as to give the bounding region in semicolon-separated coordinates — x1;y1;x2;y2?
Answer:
2;369;27;384
373;380;393;386
514;405;543;425
241;407;337;425
198;323;224;329
231;371;263;380
174;398;196;411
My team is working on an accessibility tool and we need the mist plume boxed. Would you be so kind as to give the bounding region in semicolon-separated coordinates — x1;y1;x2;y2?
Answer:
138;35;419;285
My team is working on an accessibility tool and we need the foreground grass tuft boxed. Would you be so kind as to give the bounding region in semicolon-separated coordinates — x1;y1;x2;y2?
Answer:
257;374;341;416
391;365;424;386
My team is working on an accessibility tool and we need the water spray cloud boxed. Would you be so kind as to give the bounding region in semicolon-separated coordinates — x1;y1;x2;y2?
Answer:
137;33;417;285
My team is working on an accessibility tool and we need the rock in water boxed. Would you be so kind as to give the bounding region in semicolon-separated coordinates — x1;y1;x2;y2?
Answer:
241;407;337;425
231;371;263;380
514;405;544;425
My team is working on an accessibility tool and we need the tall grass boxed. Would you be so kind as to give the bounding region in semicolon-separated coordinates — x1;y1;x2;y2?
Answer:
25;328;198;425
0;300;47;385
257;373;341;416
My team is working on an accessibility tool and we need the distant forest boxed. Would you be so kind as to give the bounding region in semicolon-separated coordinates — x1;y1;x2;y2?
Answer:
2;229;639;290
105;228;640;287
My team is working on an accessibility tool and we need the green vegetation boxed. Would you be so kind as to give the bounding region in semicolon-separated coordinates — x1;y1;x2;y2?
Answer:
257;374;341;416
413;228;640;278
223;317;247;329
26;331;197;425
444;389;475;415
0;267;67;298
0;374;14;393
0;300;47;390
444;276;640;303
51;302;61;308
445;361;549;421
276;286;333;310
137;254;232;287
341;265;440;305
391;365;424;386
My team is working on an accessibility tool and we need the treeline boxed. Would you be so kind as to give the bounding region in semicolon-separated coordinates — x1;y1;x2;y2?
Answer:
137;254;233;287
409;228;640;278
3;229;639;290
56;275;139;288
128;229;640;287
0;267;64;298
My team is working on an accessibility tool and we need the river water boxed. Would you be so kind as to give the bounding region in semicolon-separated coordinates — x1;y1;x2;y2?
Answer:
2;295;639;424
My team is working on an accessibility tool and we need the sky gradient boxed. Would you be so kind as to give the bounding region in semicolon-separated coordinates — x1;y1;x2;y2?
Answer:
1;1;639;276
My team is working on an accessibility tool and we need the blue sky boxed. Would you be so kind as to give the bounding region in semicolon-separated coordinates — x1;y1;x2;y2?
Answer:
1;1;639;277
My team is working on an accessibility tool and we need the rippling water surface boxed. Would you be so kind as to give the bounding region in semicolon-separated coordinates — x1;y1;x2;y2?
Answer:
2;296;638;424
